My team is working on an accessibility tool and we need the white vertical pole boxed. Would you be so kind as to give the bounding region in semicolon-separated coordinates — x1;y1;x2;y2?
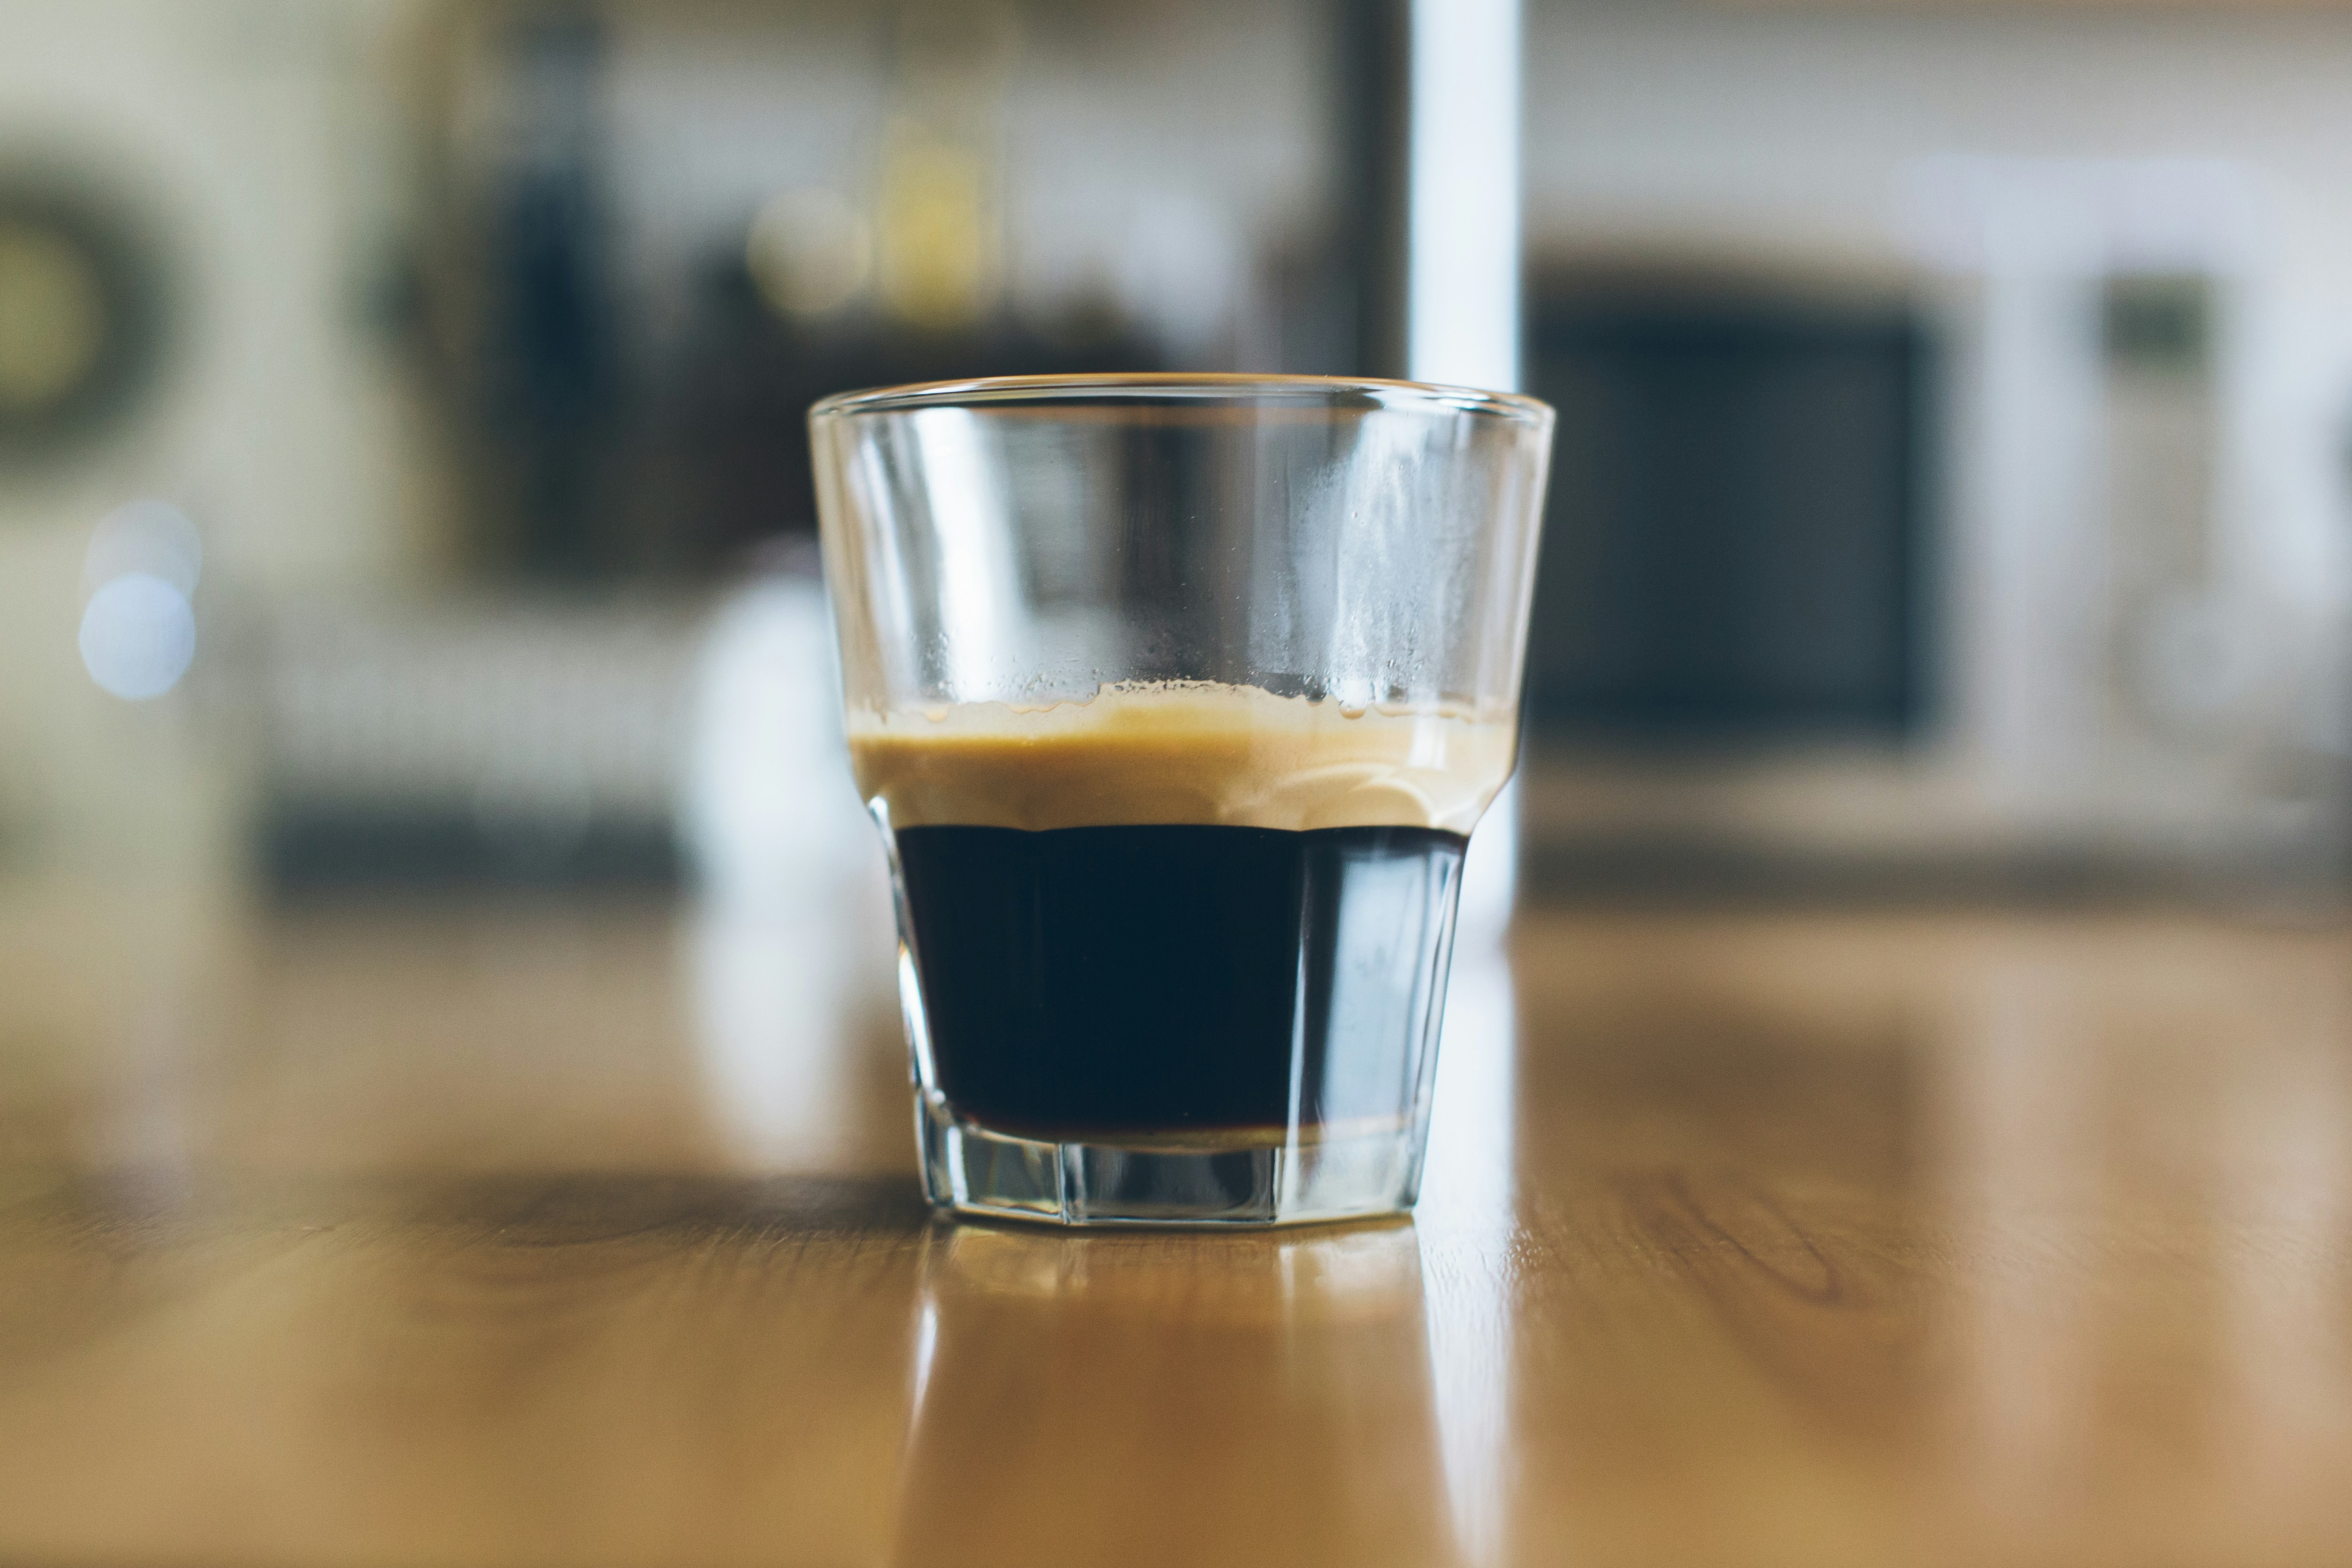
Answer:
1403;5;1523;1564
1406;0;1525;951
1407;0;1523;394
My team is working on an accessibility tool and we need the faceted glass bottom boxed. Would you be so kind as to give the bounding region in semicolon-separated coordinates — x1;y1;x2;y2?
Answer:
915;1093;1425;1228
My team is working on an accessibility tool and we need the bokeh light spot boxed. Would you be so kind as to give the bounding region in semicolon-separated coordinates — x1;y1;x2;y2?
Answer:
79;572;197;701
747;186;873;320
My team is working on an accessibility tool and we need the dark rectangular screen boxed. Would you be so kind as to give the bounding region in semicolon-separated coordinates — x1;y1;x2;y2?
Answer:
1524;295;1927;740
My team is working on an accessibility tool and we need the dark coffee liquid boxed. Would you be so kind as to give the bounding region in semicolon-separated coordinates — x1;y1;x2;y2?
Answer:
892;824;1466;1141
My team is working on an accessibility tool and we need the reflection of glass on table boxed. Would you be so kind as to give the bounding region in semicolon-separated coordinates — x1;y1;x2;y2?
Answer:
894;1221;1460;1566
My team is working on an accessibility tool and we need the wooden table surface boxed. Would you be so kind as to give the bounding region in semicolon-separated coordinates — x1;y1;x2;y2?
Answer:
1;882;2348;1568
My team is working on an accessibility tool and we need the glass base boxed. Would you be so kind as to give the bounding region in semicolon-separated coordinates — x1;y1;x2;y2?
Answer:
916;1094;1423;1228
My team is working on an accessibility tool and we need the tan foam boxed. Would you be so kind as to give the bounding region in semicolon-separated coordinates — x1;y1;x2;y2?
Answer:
847;682;1517;833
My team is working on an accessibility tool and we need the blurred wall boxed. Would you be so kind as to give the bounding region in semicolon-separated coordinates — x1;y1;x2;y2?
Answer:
12;0;2348;897
1520;0;2352;883
1527;3;2352;277
0;0;446;878
0;0;441;595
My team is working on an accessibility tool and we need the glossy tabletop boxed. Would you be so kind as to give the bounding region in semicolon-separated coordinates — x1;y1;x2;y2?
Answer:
1;880;2348;1568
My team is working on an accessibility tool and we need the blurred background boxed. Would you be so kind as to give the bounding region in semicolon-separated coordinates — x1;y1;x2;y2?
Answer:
3;0;2350;921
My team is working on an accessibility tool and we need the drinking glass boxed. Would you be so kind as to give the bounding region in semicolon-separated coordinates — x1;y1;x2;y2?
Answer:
812;374;1552;1226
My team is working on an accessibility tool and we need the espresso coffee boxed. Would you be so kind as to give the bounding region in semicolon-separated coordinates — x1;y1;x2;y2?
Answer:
850;685;1515;1145
895;823;1464;1139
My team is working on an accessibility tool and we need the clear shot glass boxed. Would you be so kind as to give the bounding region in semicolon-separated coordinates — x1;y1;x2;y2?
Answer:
812;374;1552;1227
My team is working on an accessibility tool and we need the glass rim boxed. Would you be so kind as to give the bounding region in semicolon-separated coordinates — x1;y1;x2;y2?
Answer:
807;371;1552;427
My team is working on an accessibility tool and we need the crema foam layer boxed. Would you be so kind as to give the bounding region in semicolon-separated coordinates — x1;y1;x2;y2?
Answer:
847;682;1517;833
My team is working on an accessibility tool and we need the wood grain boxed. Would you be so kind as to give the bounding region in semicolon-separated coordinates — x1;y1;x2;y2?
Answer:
0;885;2347;1566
